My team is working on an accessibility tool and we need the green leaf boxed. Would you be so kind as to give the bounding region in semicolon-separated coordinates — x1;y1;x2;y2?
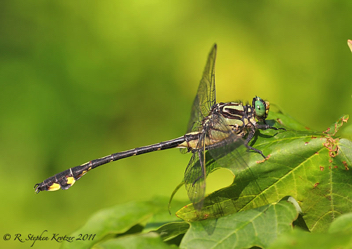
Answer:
176;113;352;233
323;114;349;135
268;110;311;131
328;212;352;233
180;199;299;249
153;222;189;242
61;197;169;249
266;212;352;249
93;232;177;249
268;228;352;249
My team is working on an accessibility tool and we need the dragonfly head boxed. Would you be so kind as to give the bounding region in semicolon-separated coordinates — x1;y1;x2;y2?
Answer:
252;96;269;122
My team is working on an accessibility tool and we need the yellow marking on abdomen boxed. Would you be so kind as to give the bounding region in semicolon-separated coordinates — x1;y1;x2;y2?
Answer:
66;176;76;186
78;170;87;178
178;139;199;150
48;183;61;191
77;167;91;179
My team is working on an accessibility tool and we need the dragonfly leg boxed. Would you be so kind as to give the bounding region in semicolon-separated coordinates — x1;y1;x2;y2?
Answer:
255;121;286;131
244;121;285;158
244;127;266;158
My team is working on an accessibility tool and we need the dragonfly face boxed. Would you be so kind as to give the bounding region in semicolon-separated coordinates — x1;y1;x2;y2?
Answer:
252;96;270;123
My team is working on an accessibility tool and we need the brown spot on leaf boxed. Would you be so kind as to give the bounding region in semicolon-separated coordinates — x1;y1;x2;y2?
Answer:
323;136;339;158
343;161;349;170
324;127;331;134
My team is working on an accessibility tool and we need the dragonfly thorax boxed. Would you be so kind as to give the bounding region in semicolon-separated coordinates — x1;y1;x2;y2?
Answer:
215;102;254;137
216;96;271;137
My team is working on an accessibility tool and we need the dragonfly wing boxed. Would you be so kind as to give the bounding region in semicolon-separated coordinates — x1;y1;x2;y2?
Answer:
207;133;248;174
186;44;217;133
205;111;248;173
208;137;268;208
184;133;207;210
206;113;268;205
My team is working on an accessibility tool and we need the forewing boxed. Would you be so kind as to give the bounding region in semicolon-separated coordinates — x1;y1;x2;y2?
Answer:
186;44;217;133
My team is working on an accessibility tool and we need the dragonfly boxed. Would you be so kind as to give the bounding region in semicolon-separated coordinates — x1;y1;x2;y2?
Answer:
35;44;283;210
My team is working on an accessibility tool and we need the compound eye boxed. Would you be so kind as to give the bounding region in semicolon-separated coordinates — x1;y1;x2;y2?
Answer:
255;99;266;117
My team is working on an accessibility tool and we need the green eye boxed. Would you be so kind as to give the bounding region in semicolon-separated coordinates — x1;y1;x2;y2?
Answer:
255;99;266;117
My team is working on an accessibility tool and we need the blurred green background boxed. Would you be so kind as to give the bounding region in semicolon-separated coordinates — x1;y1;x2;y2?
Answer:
1;1;352;248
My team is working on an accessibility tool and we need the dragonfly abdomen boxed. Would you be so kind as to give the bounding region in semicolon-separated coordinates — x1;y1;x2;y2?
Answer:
34;136;190;193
